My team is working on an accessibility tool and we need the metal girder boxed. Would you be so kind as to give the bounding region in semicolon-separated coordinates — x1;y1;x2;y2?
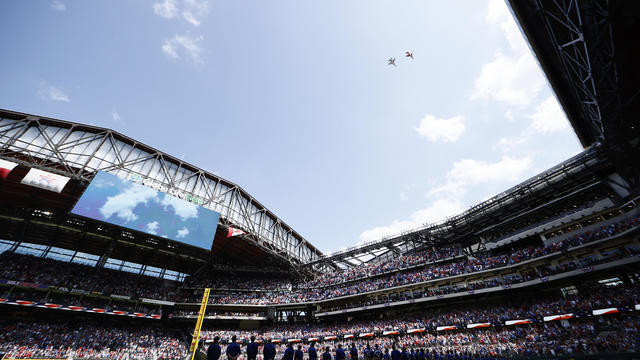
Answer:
535;0;608;142
304;231;429;270
0;110;323;268
510;0;640;189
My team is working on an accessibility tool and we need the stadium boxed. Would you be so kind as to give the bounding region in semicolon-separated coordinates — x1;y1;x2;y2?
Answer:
1;0;640;359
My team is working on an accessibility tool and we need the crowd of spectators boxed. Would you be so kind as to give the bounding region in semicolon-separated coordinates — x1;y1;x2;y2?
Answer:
196;317;640;359
318;245;638;312
0;321;187;359
300;247;462;289
174;310;266;318
192;282;640;358
0;252;180;300
202;221;640;306
184;273;292;292
1;277;638;359
1;214;638;308
1;287;162;315
200;281;640;341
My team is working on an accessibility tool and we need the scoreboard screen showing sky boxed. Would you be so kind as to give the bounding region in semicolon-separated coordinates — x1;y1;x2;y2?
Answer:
71;171;220;249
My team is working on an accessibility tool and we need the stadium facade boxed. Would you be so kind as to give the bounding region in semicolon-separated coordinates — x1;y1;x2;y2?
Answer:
1;0;640;359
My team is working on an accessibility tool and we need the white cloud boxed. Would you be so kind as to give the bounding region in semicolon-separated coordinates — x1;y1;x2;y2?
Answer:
162;35;204;63
486;0;508;23
176;227;190;239
495;135;527;152
487;0;528;54
359;154;533;243
182;0;209;26
415;115;465;143
112;110;122;123
471;0;545;107
38;83;70;102
428;156;532;197
161;41;179;60
160;195;199;220
51;1;66;11
154;0;208;26
494;97;571;151
471;52;544;106
359;198;465;242
182;11;200;26
505;110;514;122
528;96;570;133
146;221;159;235
400;192;408;201
99;184;158;222
449;156;531;182
153;0;178;19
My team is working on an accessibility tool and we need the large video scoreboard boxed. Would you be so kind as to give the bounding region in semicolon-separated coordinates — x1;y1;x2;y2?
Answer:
71;171;220;250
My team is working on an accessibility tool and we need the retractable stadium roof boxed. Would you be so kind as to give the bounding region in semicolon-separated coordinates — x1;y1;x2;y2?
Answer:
0;109;324;272
508;0;640;188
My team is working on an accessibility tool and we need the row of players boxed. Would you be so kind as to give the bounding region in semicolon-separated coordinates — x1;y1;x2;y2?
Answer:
1;214;638;307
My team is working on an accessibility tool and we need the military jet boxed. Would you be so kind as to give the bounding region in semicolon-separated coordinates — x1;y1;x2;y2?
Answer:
388;58;396;66
405;51;414;59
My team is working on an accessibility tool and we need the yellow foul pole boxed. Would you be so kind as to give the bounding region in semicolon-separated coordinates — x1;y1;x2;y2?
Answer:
190;287;211;360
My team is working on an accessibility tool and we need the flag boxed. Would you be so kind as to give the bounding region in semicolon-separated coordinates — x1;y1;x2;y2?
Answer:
543;314;574;322
0;159;18;180
593;308;619;316
436;326;456;331
467;323;491;329
227;227;246;238
21;168;70;193
15;300;36;306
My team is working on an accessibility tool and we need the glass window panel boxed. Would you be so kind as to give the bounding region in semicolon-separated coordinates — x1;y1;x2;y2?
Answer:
15;243;47;257
0;240;15;254
144;265;162;277
72;251;99;266
104;258;124;270
46;251;73;262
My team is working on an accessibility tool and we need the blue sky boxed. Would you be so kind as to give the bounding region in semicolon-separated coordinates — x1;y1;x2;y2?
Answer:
0;0;582;253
